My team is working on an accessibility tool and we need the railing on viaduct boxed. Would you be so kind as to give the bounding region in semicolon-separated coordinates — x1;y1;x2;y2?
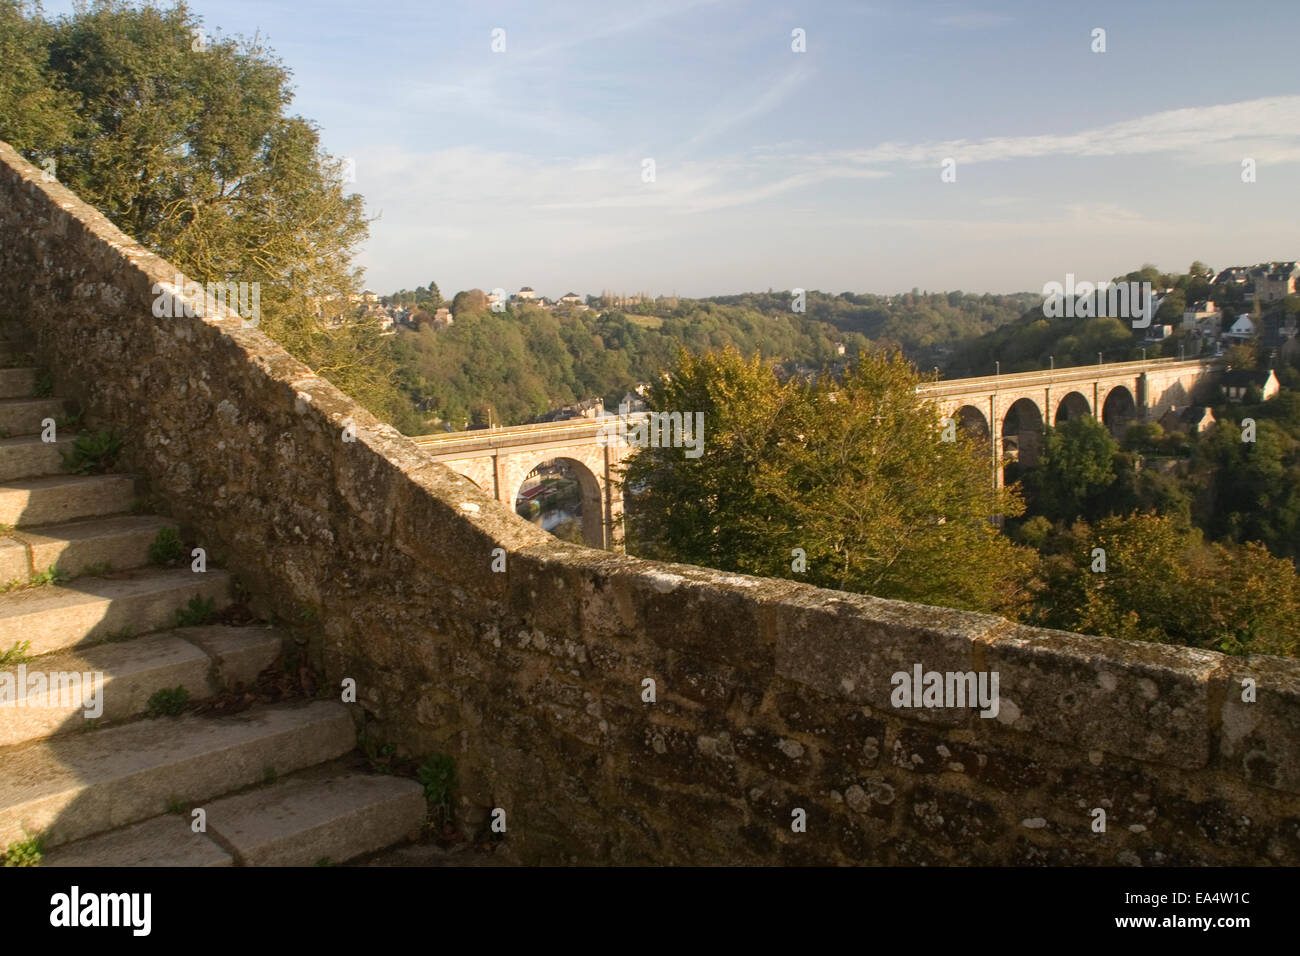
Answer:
413;357;1224;531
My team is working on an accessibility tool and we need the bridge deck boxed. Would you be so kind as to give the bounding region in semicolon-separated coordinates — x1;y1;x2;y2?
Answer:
414;358;1221;452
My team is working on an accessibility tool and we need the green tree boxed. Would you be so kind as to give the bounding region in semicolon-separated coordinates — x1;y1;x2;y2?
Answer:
0;1;80;150
1030;513;1298;657
1223;342;1257;370
2;1;414;429
1024;416;1118;523
451;289;488;317
625;348;1032;616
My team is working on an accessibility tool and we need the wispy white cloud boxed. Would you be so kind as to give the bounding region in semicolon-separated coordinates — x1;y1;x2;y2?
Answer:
676;64;814;155
827;96;1300;168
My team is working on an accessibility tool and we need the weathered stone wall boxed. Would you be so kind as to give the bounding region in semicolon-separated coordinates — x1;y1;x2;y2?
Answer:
2;140;1297;865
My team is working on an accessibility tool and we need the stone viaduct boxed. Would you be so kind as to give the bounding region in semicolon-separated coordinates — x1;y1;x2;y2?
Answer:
416;357;1222;549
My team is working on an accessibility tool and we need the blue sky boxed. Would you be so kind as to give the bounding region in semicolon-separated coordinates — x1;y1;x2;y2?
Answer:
46;0;1300;298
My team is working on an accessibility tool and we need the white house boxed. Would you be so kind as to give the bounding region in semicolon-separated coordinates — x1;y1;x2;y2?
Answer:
1224;314;1256;340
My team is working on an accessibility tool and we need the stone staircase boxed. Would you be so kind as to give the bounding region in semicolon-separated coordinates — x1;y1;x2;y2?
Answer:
0;328;426;866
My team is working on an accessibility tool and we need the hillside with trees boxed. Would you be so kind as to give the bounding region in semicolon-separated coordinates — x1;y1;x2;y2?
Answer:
389;289;1039;428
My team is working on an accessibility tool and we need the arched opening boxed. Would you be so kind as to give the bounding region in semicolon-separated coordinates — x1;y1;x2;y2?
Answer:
1001;397;1044;481
1054;391;1091;425
954;404;990;441
513;457;604;548
1102;386;1137;437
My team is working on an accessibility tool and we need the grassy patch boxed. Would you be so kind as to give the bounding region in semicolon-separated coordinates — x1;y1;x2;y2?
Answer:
175;595;215;627
145;686;190;718
148;526;185;566
0;641;32;666
60;429;123;475
31;369;53;398
30;565;68;588
0;565;69;593
417;754;457;825
1;835;44;867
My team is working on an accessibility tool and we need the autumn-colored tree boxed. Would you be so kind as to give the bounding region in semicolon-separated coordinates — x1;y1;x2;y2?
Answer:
624;347;1033;616
1030;513;1298;657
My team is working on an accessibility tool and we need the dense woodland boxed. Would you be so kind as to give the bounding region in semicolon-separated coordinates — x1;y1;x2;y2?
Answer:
390;289;1043;428
389;263;1299;430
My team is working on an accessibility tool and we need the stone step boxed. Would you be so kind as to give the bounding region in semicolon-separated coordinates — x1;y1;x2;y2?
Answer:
41;814;232;867
0;369;37;400
0;398;64;437
12;514;176;579
0;625;282;747
0;700;354;849
204;769;424;866
0;537;26;584
0;433;74;483
0;566;231;656
0;473;135;528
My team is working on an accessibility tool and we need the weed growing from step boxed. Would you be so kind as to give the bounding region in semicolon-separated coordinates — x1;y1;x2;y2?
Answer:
60;429;123;475
31;369;53;398
81;561;113;577
175;595;216;627
31;564;68;587
1;565;69;593
262;765;277;784
148;526;185;566
0;523;12;537
145;686;190;718
366;741;397;775
104;626;135;643
314;857;334;867
165;796;188;815
418;754;457;826
1;835;43;867
0;641;31;666
359;719;399;774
